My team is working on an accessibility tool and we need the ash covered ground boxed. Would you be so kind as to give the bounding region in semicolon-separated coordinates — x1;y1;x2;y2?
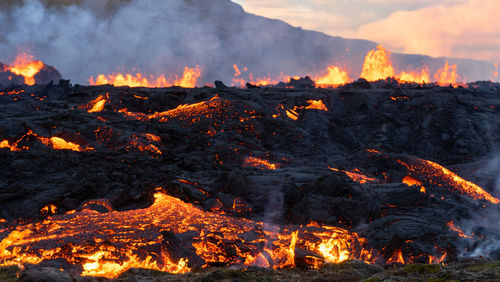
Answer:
1;80;500;279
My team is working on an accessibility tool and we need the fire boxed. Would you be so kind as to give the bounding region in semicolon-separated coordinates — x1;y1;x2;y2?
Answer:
314;66;350;87
89;66;201;88
398;68;430;83
0;190;373;278
387;249;405;264
360;45;395;82
40;204;57;215
447;221;472;239
434;61;458;85
402;176;426;193
243;156;278;170
397;158;499;204
359;46;460;85
494;62;498;77
7;53;45;85
305;100;328;111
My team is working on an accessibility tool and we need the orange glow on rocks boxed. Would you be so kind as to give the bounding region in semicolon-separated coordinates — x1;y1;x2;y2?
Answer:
7;52;45;85
328;167;377;184
447;221;472;239
402;176;426;193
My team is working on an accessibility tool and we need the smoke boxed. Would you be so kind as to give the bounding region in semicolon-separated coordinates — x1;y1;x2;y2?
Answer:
457;155;500;259
0;0;497;85
357;0;500;62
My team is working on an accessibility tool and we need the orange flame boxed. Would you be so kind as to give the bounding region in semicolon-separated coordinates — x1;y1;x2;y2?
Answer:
360;45;395;81
329;167;377;184
7;53;45;85
434;61;458;85
494;62;498;78
314;66;350;87
89;66;201;88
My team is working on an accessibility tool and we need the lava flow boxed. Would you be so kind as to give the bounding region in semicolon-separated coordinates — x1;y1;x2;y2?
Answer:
0;190;373;278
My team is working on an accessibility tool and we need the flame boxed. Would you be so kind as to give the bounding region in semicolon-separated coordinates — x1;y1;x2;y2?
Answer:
243;156;278;170
397;158;499;204
494;62;498;77
0;190;373;278
447;221;472;239
7;53;45;85
89;66;201;88
305;100;328;111
398;68;430;83
360;45;395;81
434;61;458;85
40;204;57;214
402;176;426;193
387;249;405;264
314;66;350;87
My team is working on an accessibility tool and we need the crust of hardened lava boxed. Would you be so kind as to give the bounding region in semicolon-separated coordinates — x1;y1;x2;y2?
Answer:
5;259;500;281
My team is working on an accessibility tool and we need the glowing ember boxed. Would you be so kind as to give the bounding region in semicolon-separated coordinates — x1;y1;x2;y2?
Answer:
447;221;472;239
314;66;350;87
305;100;328;111
360;45;395;82
397;158;499;204
387;249;405;264
89;66;201;88
0;191;373;278
243;156;278;170
40;204;57;215
7;53;45;85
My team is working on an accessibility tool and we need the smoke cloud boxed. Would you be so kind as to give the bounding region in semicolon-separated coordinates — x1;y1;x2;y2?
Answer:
357;0;500;62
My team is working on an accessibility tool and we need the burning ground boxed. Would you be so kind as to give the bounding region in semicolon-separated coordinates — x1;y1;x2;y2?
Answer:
1;78;500;279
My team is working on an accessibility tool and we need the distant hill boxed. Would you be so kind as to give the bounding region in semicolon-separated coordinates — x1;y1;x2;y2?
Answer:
0;0;495;83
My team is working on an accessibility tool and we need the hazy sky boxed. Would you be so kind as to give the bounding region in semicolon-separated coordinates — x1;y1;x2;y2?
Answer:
232;0;500;62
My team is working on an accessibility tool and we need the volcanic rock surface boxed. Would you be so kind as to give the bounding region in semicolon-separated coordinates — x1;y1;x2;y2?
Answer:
1;80;500;276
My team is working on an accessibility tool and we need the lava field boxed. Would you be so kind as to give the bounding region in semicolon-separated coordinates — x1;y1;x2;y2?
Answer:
1;78;500;278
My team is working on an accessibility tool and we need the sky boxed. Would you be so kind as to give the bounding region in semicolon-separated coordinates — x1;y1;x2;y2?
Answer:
231;0;500;62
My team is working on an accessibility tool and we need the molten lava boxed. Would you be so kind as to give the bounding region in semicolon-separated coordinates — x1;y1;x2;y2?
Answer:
397;158;499;204
328;167;377;184
0;190;373;278
402;176;426;193
305;100;328;111
434;61;458;86
7;53;45;85
89;66;201;88
0;130;93;152
447;221;473;239
243;156;278;170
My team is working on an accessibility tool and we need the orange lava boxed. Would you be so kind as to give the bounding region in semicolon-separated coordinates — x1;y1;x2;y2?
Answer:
89;66;201;88
0;130;93;152
243;156;278;170
329;167;377;184
0;191;373;278
305;100;328;111
397;158;499;204
402;176;426;193
85;93;109;113
434;61;458;86
7;53;45;85
447;221;472;239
